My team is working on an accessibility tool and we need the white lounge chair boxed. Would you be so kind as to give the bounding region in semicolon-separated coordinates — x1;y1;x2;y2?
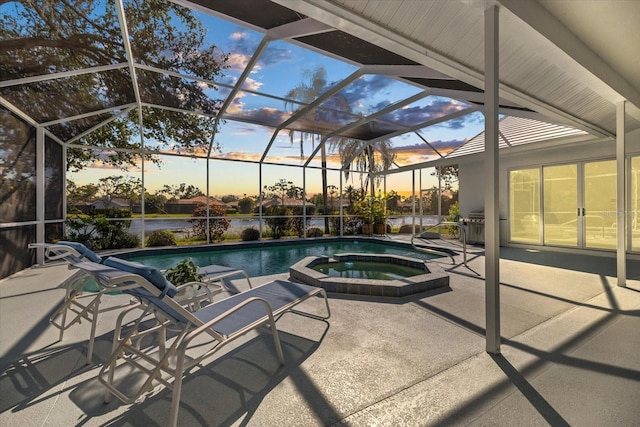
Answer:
29;241;103;264
29;242;236;364
197;263;252;289
72;258;331;427
28;241;125;364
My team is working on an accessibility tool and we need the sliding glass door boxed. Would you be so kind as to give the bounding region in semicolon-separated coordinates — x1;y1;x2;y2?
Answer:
509;159;617;249
543;164;578;246
584;160;617;249
509;168;541;243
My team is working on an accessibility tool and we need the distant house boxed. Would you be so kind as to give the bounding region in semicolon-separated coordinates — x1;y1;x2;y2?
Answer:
90;197;131;210
164;196;230;215
225;200;239;212
69;197;132;214
261;197;306;209
396;200;414;213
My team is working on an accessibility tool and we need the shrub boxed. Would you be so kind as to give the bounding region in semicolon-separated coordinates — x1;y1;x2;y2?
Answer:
307;227;323;237
111;231;140;249
264;206;292;239
146;229;177;247
330;215;361;235
241;227;260;241
399;224;422;234
445;201;460;238
65;208;138;250
289;206;312;238
191;204;230;241
164;259;203;286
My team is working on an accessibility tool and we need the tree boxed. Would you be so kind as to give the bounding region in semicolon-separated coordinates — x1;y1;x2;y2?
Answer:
386;190;400;213
263;206;291;239
286;185;304;200
221;194;238;203
144;192;166;213
97;175;141;209
190;204;229;241
0;0;229;171
159;183;204;201
333;139;396;196
431;165;458;217
237;197;255;214
66;179;99;206
284;67;349;233
284;68;396;231
422;187;439;215
264;180;293;207
432;165;459;190
309;193;324;208
327;185;338;211
343;185;363;214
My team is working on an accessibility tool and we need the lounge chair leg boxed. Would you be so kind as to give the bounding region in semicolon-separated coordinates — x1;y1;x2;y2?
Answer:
86;297;101;364
158;321;166;357
58;306;67;342
169;354;186;427
268;316;285;365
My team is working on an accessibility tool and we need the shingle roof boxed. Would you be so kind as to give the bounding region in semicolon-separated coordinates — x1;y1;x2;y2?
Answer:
445;116;589;159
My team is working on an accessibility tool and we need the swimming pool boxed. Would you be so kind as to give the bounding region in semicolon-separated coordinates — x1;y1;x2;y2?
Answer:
123;239;441;277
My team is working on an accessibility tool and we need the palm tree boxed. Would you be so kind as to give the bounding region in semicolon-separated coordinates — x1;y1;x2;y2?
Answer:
331;138;396;197
284;67;349;233
284;67;396;231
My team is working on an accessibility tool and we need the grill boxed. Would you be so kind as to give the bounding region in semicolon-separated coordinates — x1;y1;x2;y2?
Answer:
462;211;485;244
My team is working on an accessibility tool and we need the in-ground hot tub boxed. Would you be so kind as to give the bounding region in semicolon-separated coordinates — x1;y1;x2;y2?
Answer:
290;253;449;297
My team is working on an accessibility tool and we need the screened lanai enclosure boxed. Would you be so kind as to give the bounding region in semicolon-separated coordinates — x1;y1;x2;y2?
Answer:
2;0;638;280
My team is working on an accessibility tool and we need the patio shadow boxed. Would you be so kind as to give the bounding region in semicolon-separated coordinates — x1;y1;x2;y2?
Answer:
69;325;335;426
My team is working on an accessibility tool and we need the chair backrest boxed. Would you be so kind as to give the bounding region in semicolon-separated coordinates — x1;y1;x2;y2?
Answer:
56;241;103;263
102;257;189;324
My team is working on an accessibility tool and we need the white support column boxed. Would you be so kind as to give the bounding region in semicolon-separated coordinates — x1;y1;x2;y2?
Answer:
484;4;501;354
617;101;627;287
36;126;45;265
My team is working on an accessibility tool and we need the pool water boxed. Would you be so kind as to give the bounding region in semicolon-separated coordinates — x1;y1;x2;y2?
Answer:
312;261;425;280
127;240;439;277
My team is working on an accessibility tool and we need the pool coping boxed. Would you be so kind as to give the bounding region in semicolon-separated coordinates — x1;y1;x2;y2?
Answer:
290;253;450;297
109;236;457;260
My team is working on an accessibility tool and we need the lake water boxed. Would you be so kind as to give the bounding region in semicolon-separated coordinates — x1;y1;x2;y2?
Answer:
128;216;441;235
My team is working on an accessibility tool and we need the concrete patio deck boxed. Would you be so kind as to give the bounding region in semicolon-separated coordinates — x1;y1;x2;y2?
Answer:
1;243;639;426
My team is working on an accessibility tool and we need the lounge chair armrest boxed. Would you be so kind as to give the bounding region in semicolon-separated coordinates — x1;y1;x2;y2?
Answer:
29;243;83;262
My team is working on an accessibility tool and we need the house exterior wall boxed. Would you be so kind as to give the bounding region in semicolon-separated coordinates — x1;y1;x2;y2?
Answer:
458;129;640;245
